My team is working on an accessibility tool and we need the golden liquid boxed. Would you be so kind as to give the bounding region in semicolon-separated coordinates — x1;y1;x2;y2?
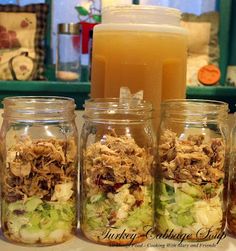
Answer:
91;29;187;127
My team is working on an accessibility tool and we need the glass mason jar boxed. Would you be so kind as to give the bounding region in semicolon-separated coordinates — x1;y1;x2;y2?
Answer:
80;98;156;245
227;114;236;236
156;100;228;241
56;23;81;81
0;97;78;245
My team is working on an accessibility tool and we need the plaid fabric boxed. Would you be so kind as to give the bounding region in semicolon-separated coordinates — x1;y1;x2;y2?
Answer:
0;4;48;80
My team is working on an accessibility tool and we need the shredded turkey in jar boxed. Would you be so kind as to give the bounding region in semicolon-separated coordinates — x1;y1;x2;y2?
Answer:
82;130;154;244
156;129;226;239
159;130;225;184
84;131;154;193
3;136;77;203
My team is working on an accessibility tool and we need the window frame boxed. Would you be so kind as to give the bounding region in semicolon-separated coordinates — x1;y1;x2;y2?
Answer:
217;0;232;84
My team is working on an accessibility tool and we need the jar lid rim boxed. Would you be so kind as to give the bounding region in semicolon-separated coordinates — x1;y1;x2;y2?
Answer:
161;99;229;120
3;96;75;103
2;96;76;120
58;23;80;34
102;4;181;16
102;4;181;26
161;99;228;107
84;98;153;111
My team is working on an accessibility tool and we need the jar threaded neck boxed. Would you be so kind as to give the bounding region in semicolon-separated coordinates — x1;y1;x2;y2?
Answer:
84;98;153;123
161;99;228;123
2;96;76;122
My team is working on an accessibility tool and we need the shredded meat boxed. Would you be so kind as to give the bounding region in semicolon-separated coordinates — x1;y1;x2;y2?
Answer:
159;130;225;184
83;132;154;193
3;136;77;203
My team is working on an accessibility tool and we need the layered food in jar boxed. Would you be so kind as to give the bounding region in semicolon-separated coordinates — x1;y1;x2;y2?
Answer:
1;136;78;245
227;151;236;236
156;130;226;240
80;131;154;245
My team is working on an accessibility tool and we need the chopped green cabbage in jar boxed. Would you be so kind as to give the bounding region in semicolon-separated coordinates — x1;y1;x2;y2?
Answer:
83;184;153;239
156;179;223;238
3;196;76;244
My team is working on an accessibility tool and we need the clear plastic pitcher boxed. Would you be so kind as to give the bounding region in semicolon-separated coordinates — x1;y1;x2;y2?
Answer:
91;5;187;127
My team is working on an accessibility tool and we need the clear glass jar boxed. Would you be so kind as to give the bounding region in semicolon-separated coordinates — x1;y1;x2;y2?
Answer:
56;23;81;81
156;99;228;241
227;114;236;236
80;98;156;245
0;97;78;245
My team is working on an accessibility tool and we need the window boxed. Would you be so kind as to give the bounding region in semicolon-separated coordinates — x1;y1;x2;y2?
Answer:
0;0;219;66
20;0;44;4
0;0;44;4
52;0;79;64
52;0;217;64
139;0;217;15
0;0;17;3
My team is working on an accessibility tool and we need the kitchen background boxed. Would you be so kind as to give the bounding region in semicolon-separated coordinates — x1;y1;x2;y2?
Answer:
0;0;235;110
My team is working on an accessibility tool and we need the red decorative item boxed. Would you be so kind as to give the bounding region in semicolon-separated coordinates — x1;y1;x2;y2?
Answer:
198;64;221;86
72;35;80;53
9;30;16;38
0;25;21;49
80;22;98;54
21;19;29;28
0;25;6;32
